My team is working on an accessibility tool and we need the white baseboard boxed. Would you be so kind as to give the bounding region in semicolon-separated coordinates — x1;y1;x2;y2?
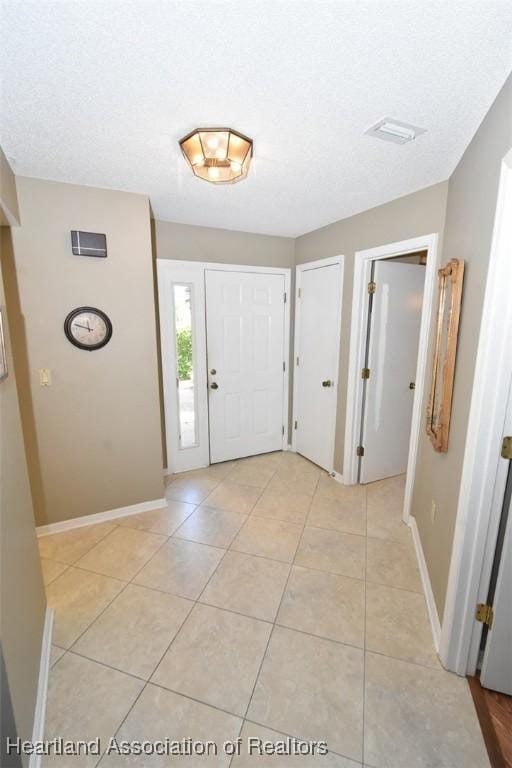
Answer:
29;607;54;768
409;515;441;652
36;497;167;537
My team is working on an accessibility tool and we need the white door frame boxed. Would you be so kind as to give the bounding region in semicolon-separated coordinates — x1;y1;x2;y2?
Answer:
342;234;439;527
439;150;512;675
157;259;291;474
292;255;344;474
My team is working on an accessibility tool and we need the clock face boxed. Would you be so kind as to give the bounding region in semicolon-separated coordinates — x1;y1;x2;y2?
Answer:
64;307;112;350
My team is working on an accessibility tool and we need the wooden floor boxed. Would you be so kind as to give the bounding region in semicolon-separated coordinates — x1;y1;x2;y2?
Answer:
468;676;512;768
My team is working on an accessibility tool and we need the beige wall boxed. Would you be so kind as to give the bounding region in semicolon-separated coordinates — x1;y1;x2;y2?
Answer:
8;177;164;526
295;181;449;472
154;219;295;268
1;225;46;767
412;74;512;618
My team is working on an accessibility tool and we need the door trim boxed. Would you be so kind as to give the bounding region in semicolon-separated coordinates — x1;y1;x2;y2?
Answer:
157;259;291;473
440;150;512;675
343;234;440;525
292;255;344;473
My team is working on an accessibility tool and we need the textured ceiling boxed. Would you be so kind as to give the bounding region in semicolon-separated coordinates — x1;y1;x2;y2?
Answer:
1;1;511;237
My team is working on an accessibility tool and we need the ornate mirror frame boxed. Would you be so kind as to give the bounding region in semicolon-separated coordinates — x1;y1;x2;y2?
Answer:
426;258;465;452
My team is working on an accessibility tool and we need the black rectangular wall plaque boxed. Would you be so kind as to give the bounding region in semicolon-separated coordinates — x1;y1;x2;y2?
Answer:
71;230;107;257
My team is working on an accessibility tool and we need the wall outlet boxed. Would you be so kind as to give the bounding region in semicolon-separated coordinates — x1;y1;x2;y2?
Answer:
39;368;52;387
430;499;437;525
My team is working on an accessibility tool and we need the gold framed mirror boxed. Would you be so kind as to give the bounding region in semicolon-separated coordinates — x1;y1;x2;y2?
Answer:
426;258;465;452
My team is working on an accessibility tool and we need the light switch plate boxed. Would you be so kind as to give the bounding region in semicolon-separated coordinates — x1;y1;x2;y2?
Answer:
39;368;52;386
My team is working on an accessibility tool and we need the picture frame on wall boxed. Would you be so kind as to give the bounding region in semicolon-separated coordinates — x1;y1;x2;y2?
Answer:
426;258;465;452
0;308;8;381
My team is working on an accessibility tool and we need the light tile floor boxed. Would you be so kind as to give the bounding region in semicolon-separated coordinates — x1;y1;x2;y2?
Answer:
39;452;489;767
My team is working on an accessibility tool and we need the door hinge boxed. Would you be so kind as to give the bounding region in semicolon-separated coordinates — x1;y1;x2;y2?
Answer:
282;425;285;436
361;367;370;379
294;420;298;430
501;436;512;459
296;356;300;366
356;445;365;457
368;281;376;294
476;603;494;628
283;361;286;372
297;288;301;298
284;292;287;303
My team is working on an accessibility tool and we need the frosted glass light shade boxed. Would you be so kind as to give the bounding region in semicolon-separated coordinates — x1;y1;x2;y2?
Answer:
179;128;253;184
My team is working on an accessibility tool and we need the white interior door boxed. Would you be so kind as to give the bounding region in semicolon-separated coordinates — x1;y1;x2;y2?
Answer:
294;259;343;471
480;496;512;694
360;261;425;483
480;388;512;695
206;269;286;463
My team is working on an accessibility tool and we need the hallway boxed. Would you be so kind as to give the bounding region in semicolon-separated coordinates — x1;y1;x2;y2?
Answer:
38;452;488;767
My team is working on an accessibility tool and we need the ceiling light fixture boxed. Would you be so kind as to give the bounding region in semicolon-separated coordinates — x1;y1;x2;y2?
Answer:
179;127;253;184
365;117;426;144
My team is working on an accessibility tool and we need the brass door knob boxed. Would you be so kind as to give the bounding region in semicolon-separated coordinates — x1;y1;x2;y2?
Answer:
322;380;333;387
210;382;219;390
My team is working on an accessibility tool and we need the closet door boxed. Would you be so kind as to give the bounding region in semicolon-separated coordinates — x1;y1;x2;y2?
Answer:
294;259;343;471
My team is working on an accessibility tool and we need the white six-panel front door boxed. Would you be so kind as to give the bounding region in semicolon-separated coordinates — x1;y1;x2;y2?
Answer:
205;270;286;463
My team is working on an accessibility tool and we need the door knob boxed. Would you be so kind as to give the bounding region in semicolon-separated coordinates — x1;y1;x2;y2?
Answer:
210;368;217;375
322;380;333;387
409;382;415;390
210;382;219;390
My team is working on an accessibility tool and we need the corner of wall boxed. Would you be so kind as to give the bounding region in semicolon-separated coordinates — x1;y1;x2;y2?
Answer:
0;145;20;226
0;230;47;758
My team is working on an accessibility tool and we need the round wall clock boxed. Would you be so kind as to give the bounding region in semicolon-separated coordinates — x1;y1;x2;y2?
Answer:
64;307;112;351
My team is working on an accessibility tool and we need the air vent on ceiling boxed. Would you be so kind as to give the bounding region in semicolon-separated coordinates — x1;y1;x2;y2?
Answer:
365;118;426;145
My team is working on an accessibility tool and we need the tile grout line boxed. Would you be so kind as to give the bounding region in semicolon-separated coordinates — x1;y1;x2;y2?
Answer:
62;648;360;768
64;528;178;660
49;474;422;661
88;458;279;768
47;508;423;668
61;526;180;768
189;452;280;768
235;468;321;757
59;586;443;678
85;496;213;768
46;523;137;669
60;609;445;723
45;463;435;766
44;473;281;623
104;463;274;721
60;500;204;661
241;716;363;765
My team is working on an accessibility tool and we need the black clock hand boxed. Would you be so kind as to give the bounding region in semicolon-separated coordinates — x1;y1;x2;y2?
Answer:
73;323;93;332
